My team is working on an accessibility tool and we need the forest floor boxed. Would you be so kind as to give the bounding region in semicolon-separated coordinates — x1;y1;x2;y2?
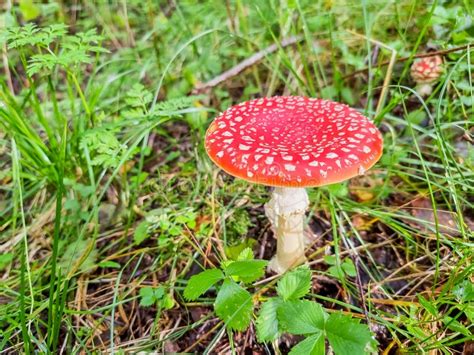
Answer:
0;1;473;354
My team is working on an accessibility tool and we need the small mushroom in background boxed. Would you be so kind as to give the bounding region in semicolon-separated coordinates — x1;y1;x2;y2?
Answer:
410;55;443;96
205;96;383;273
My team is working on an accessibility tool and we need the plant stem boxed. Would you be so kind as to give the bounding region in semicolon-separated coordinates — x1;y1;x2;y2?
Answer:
265;187;309;273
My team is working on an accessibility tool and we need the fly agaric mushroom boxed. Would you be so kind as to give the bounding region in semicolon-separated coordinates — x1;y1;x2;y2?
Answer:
205;96;383;273
410;55;443;96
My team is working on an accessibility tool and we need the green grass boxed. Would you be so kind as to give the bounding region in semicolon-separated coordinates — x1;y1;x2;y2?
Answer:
0;0;473;353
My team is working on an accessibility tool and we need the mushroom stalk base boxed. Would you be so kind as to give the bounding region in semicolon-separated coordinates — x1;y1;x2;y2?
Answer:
416;83;433;96
265;187;309;273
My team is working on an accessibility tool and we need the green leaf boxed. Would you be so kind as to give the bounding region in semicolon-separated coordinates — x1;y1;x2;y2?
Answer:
256;298;282;342
417;295;437;316
0;253;14;270
442;316;471;336
80;129;127;169
327;182;348;198
342;259;357;277
464;304;474;323
19;0;40;21
58;238;98;275
225;238;257;260
225;260;268;283
139;287;156;307
125;84;153;108
289;333;325;355
133;221;150;244
139;286;165;307
237;247;254;261
215;279;253;331
277;300;326;335
328;265;345;280
183;268;224;300
406;110;427;125
325;313;376;355
161;294;175;310
277;265;312;300
324;255;336;265
98;261;121;269
453;279;474;302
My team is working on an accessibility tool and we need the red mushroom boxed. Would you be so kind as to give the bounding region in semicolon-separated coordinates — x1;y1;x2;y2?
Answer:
205;96;383;273
410;55;443;96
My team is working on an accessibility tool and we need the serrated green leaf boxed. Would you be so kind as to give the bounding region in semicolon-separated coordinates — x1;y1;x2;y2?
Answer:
139;286;166;307
183;268;223;300
325;313;376;355
139;287;156;307
225;260;268;283
277;265;312;300
289;333;325;355
215;279;253;331
237;247;254;261
256;298;282;342
277;300;326;335
154;286;165;299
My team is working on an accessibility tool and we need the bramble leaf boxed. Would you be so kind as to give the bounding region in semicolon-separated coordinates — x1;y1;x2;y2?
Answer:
183;268;224;300
225;259;268;283
237;247;254;261
215;279;253;331
325;313;376;355
277;300;326;335
277;265;312;300
256;298;282;342
289;333;325;355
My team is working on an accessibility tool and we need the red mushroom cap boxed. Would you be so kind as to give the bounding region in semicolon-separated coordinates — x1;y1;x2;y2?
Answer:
410;55;443;84
205;96;383;187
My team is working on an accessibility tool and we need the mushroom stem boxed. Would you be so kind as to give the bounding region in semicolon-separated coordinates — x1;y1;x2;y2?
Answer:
265;187;309;273
416;83;433;96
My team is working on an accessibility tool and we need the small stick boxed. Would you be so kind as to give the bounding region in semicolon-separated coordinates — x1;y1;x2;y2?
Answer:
193;35;305;92
354;257;370;325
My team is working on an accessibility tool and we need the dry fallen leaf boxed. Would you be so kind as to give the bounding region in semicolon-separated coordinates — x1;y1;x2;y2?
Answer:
408;198;472;237
349;174;383;202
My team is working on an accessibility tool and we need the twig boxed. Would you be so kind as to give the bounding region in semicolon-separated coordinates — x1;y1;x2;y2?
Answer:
193;35;305;92
354;258;370;325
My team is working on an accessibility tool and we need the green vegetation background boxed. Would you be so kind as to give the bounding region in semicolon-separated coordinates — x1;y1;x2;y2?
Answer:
0;0;472;353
